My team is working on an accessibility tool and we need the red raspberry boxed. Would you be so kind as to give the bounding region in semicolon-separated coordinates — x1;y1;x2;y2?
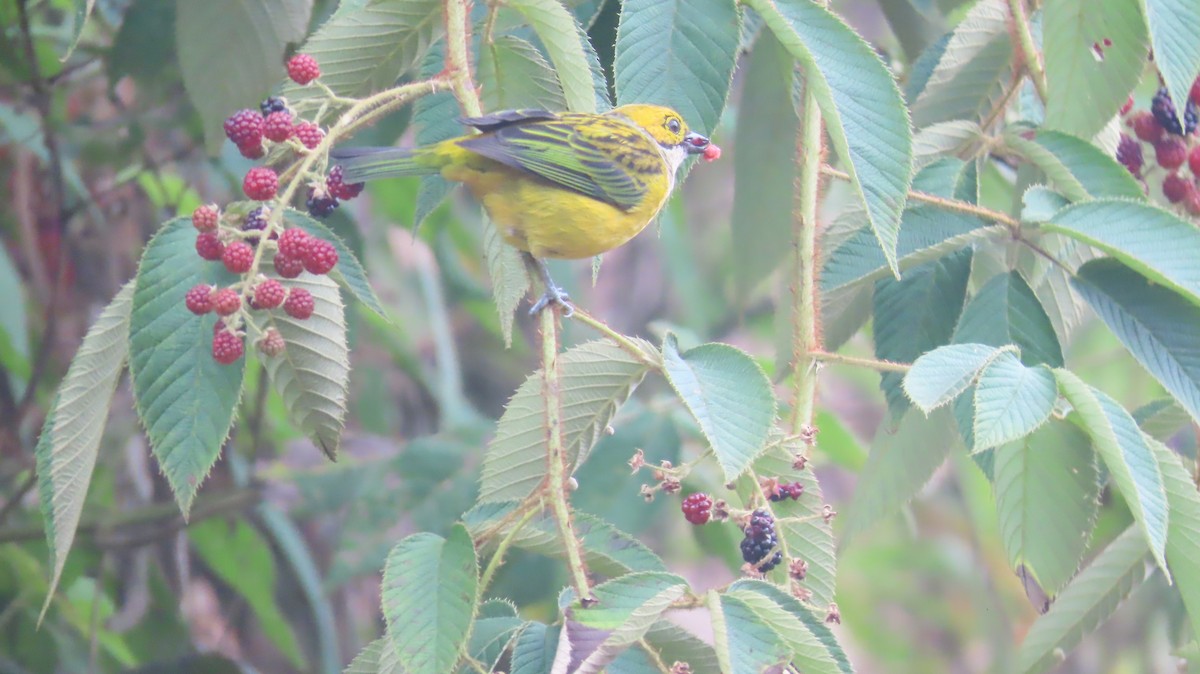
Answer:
196;232;225;261
1187;188;1200;216
192;205;219;232
681;493;712;525
213;288;242;316
257;328;286;357
1132;111;1165;143
212;329;245;364
1116;134;1144;175
263;111;294;142
283;288;315;319
1163;173;1194;203
273;253;304;278
185;284;215;314
1192;76;1200;107
221;241;255;274
1189;145;1200;176
1156;137;1188;170
303;238;339;275
243;166;279;200
238;141;265;160
294;122;324;149
223;109;264;147
286;54;320;85
326;165;364;200
277;228;310;259
1120;95;1135;116
253;279;286;309
785;482;804;500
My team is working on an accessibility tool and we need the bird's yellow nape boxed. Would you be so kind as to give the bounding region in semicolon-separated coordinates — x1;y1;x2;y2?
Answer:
609;104;689;146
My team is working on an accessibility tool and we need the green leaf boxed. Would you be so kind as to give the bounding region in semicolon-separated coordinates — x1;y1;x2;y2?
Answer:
841;407;959;544
1003;130;1145;201
479;35;568;112
188;520;303;667
483;215;530;348
108;0;178;87
1014;527;1148;674
729;30;798;296
1135;398;1191;442
261;271;349;460
282;0;441;104
464;502;666;575
973;353;1057;449
613;0;739;136
909;0;1012;128
661;335;776;480
952;271;1065;367
748;0;913;273
640;621;722;674
411;44;463;228
708;591;791;674
130;218;243;515
511;623;559;674
37;282;132;616
1045;199;1200;306
63;0;96;61
875;249;973;416
1142;0;1200;133
479;338;656;502
177;0;312;152
1054;369;1170;574
913;120;985;168
461;600;524;673
1044;0;1148;137
1074;258;1200;427
286;210;388;320
1152;439;1200;650
382;525;479;674
904;343;1004;413
728;581;853;674
0;245;29;386
343;639;405;674
508;0;598;112
1021;185;1071;223
568;572;688;673
994;420;1099;594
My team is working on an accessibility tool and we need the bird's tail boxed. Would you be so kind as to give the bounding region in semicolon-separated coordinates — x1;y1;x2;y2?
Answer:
330;146;440;182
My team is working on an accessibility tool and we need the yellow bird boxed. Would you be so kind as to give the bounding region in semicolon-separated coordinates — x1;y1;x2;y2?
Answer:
333;104;720;314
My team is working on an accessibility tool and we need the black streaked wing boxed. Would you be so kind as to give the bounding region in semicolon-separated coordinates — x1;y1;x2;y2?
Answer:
458;109;558;132
458;115;651;210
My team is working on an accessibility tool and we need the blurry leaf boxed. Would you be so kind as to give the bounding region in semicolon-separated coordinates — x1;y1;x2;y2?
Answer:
708;591;791;674
464;502;666;575
1135;398;1191;442
728;581;853;674
483;216;529;348
1055;370;1169;574
130;218;243;515
874;248;973;417
730;30;798;296
913;120;984;168
177;0;312;152
479;338;656;502
382;525;479;674
63;0;96;60
841;407;959;545
973;353;1056;449
282;0;440;105
567;572;687;673
953;271;1064;367
478;36;567;111
189;520;303;667
994;420;1099;594
904;343;1003;413
107;0;177;84
1021;185;1071;223
36;282;131;619
748;0;913;273
286;210;388;319
903;31;951;103
1152;439;1200;650
511;622;560;674
910;0;1012;128
1074;258;1200;427
613;0;739;135
1003;129;1144;201
343;639;405;674
461;600;524;673
0;245;29;382
509;0;598;112
1142;0;1200;132
262;272;349;460
662;335;776;481
1046;199;1200;306
1014;527;1148;674
640;621;721;674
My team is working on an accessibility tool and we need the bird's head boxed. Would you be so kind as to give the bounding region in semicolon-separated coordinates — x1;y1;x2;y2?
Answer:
609;104;720;170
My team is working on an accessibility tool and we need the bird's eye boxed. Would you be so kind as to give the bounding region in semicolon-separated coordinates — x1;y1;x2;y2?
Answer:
667;118;681;134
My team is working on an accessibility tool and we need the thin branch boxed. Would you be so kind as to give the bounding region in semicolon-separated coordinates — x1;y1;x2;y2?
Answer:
790;74;825;434
571;309;661;369
820;165;1021;229
445;0;483;118
478;506;538;594
812;351;911;373
1007;0;1048;102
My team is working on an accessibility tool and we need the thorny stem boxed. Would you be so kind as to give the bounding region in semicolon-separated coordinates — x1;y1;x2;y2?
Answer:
1007;0;1048;102
812;351;911;373
571;309;661;369
820;165;1021;230
445;0;483;119
479;506;538;594
791;82;825;435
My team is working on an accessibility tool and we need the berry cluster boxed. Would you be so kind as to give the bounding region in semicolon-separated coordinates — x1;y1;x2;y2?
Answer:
222;55;325;160
1117;76;1200;215
740;510;783;573
767;481;805;502
681;493;712;525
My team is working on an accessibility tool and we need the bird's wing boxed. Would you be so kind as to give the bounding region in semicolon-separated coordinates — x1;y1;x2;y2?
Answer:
459;109;558;132
457;114;652;210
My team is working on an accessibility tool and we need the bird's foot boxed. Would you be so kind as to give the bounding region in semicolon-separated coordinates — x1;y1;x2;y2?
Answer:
530;286;574;317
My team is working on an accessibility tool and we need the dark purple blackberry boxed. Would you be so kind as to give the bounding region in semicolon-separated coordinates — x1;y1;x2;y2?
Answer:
740;509;779;566
1152;87;1184;135
243;206;269;244
306;190;339;218
1186;101;1198;135
1116;134;1144;175
758;551;784;573
768;489;788;502
260;97;287;116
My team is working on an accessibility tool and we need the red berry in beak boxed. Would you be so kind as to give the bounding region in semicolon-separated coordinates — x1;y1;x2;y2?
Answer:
702;143;721;162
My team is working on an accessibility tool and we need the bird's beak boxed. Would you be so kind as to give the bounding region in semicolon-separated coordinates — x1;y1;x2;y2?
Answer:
683;132;710;154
